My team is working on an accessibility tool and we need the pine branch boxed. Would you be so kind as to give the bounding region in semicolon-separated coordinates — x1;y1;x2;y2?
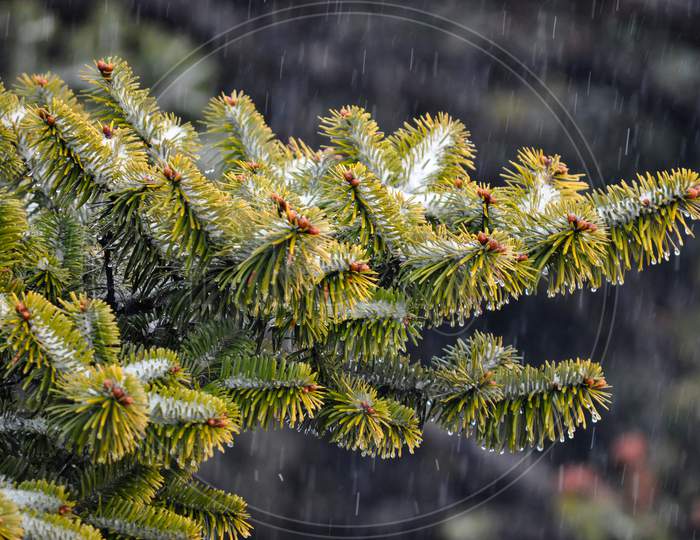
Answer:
590;168;700;283
316;375;422;458
401;228;534;323
204;90;281;171
0;492;23;540
319;163;405;257
48;364;149;463
217;353;323;428
21;511;103;540
520;199;608;295
143;387;240;466
82;57;198;160
389;112;476;194
159;474;252;539
88;498;201;540
328;288;419;361
61;294;120;365
320;106;394;184
122;347;189;388
502;147;588;214
0;291;93;379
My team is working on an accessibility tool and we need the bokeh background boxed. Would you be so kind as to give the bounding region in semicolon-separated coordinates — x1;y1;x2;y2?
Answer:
1;0;699;538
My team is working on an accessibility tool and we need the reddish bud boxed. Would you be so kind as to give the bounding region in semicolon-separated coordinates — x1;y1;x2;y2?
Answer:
102;124;114;138
296;215;310;230
223;94;237;107
339;107;351;118
58;505;71;515
516;253;529;262
32;74;49;87
349;261;370;273
567;213;578;224
641;198;651;207
247;161;261;171
37;108;56;126
111;387;125;400
15;302;30;321
477;232;489;245
476;187;494;205
453;178;464;189
103;379;114;390
169;365;181;374
306;226;321;235
687;188;698;200
96;60;114;76
120;396;134;406
555;164;569;175
360;401;375;415
487;238;500;251
163;166;181;182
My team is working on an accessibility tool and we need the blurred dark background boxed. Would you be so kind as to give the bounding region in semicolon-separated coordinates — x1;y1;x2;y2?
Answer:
2;0;699;538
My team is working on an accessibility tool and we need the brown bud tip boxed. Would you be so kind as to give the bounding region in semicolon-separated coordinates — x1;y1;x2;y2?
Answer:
15;302;30;321
588;223;598;232
567;213;578;224
594;377;608;389
488;379;498;386
306;226;321;235
32;75;49;87
37;108;56;126
120;396;134;406
540;155;553;167
102;124;113;138
79;299;89;312
453;178;464;188
207;418;217;426
349;262;362;272
295;215;310;229
339;107;351;118
169;365;181;374
96;59;114;76
111;387;125;400
487;238;500;251
687;188;698;200
163;166;181;182
223;94;237;107
516;253;529;262
215;418;229;428
556;164;569;175
477;231;489;245
476;187;494;204
641;198;651;206
58;505;71;515
103;379;114;390
247;161;261;171
360;401;374;414
583;377;595;388
343;170;360;187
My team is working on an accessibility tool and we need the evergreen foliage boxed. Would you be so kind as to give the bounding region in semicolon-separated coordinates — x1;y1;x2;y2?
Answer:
0;56;696;538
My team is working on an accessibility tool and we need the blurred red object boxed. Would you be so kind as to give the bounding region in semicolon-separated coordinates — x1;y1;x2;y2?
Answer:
612;431;648;467
690;499;700;530
559;464;600;497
